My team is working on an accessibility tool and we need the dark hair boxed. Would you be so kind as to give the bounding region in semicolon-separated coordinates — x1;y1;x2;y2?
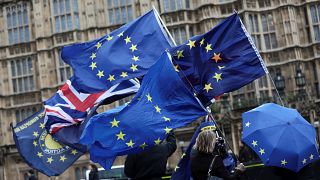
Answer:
28;170;34;174
91;164;98;171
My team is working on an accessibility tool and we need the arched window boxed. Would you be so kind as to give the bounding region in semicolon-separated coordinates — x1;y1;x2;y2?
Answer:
53;0;59;15
18;10;23;25
7;13;11;28
23;9;28;25
12;12;17;27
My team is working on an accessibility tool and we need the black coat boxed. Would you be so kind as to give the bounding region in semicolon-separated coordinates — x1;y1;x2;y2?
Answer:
124;132;177;180
89;169;100;180
190;150;242;180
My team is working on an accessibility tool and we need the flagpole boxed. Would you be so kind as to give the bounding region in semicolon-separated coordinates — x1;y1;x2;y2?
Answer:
152;6;177;46
267;72;285;106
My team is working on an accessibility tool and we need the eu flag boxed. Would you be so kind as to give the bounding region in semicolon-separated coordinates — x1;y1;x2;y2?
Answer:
61;9;173;93
80;52;208;169
12;109;83;176
170;12;267;105
171;121;216;180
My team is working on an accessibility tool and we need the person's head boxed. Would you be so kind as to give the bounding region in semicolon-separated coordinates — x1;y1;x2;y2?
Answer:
90;164;98;171
194;130;216;153
28;170;34;175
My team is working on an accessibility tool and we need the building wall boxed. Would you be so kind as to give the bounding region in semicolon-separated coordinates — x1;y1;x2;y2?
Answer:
0;0;319;179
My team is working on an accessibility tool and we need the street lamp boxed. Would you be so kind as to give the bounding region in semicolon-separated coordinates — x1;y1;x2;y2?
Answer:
295;69;306;87
220;94;230;111
274;73;285;96
295;69;306;100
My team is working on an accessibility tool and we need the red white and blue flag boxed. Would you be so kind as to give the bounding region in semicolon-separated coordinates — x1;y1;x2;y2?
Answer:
44;78;140;134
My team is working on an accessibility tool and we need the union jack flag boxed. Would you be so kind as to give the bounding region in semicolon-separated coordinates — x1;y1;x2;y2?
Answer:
44;78;140;134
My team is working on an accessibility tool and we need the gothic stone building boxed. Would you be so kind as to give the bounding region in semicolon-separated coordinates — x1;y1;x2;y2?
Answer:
0;0;319;179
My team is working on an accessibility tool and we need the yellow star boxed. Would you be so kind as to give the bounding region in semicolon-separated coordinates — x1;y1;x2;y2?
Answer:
213;73;222;82
154;137;161;145
174;65;180;72
110;118;120;128
252;140;258;147
89;62;97;70
33;131;39;138
130;44;137;52
71;149;78;155
90;53;96;60
211;53;222;63
47;157;53;164
186;40;196;49
205;43;212;52
107;74;115;82
154;105;161;113
117;31;124;37
116;131;126;140
203;83;213;93
176;50;184;59
130;64;138;72
174;165;180;172
259;148;265;155
126;139;135;148
132;55;139;62
302;158;307;164
106;35;113;41
95;42;102;49
33;141;38;147
39;123;45;129
164;127;172;134
218;66;225;70
146;94;152;102
37;152;43;158
120;72;128;78
200;38;205;46
124;36;131;44
281;159;287;166
245;122;251;127
139;142;148;149
97;70;104;78
162;116;170;121
310;154;314;160
60;155;67;162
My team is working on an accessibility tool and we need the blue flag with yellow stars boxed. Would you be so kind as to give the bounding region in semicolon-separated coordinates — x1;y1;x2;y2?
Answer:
170;12;267;105
61;9;173;93
171;121;216;180
80;52;208;169
12;109;83;176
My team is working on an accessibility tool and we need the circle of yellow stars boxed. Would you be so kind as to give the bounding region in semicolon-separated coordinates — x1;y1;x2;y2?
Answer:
172;38;225;94
246;123;317;167
89;30;141;83
33;123;80;164
108;92;174;151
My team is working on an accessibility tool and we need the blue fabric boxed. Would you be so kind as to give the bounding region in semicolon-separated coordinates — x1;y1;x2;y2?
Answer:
170;13;267;105
242;103;319;172
61;10;172;93
171;121;216;180
12;109;83;176
80;52;207;169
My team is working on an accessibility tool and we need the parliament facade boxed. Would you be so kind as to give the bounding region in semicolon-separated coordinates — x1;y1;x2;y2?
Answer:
0;0;319;179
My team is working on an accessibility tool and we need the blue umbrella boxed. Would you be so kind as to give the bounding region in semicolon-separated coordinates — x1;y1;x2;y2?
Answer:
241;103;319;172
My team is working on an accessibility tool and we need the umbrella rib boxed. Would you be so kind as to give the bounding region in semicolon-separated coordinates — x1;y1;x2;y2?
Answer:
243;124;285;138
291;125;316;147
264;127;288;164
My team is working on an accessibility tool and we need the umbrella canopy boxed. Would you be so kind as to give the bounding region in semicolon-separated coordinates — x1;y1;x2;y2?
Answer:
242;103;319;172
